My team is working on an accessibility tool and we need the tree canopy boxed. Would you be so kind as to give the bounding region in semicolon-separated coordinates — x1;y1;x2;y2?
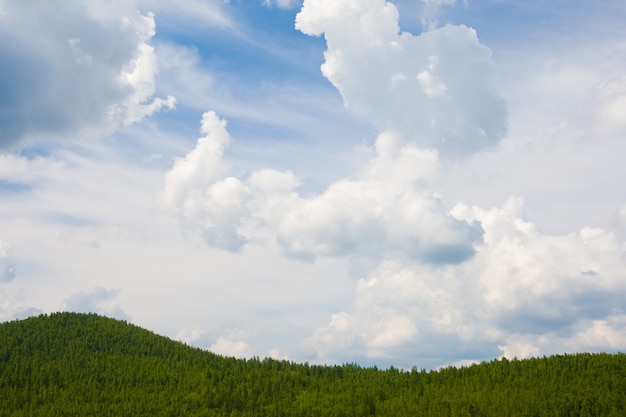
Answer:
1;312;624;416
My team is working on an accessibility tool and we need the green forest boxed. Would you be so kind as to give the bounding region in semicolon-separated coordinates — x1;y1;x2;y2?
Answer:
0;312;624;417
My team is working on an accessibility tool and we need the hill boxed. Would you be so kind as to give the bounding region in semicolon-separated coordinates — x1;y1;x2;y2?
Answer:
0;312;624;416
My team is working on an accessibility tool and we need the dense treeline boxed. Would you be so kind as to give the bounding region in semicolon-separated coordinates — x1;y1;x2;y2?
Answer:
0;313;624;416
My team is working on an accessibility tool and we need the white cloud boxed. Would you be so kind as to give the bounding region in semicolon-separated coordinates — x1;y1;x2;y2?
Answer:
0;286;42;322
165;114;482;262
585;74;626;137
156;0;626;370
499;313;626;359
453;201;626;328
1;0;623;373
164;2;498;264
263;0;301;9
164;111;250;251
155;43;215;111
210;337;255;358
0;0;174;149
420;0;458;30
0;153;64;184
296;0;506;157
264;132;481;262
139;0;232;29
63;287;129;320
164;111;233;207
416;56;449;98
0;239;16;282
176;326;207;346
309;198;626;367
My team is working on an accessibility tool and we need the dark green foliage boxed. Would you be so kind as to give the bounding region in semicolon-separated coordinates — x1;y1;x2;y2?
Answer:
1;313;624;416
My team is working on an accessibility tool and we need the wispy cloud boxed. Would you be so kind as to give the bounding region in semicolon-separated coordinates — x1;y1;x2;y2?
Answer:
0;240;15;283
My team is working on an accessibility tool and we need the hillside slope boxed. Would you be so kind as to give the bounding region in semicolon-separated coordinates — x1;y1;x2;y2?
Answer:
1;312;624;416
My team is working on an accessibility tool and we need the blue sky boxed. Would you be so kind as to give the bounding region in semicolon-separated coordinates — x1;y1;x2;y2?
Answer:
1;0;626;370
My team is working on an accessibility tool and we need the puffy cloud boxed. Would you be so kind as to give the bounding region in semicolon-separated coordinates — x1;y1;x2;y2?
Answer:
163;1;506;257
310;259;490;367
205;326;263;358
296;0;506;157
0;0;174;149
454;200;626;332
309;198;626;368
160;0;625;369
164;111;233;206
500;313;626;359
164;111;250;251
176;327;207;346
166;115;482;262
0;239;16;282
264;131;482;262
210;337;255;358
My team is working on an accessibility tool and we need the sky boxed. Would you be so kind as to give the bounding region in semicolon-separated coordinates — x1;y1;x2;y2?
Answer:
1;0;626;370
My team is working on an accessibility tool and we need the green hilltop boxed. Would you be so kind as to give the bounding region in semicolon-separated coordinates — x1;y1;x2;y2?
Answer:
1;312;624;416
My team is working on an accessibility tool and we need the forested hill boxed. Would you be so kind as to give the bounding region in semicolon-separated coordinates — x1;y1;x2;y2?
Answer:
1;313;624;417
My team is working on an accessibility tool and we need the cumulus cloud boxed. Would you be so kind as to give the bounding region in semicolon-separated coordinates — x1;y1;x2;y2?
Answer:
261;132;482;262
295;0;506;157
166;2;503;260
164;111;233;207
176;327;207;346
453;200;626;333
500;313;626;359
160;0;626;368
64;287;129;320
0;0;174;149
158;0;504;275
165;114;482;263
164;111;249;251
309;198;626;367
209;337;255;358
0;239;16;282
165;0;508;258
205;326;264;358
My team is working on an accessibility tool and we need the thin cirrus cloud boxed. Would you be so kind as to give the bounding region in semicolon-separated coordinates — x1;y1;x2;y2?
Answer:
263;0;302;9
0;0;174;149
